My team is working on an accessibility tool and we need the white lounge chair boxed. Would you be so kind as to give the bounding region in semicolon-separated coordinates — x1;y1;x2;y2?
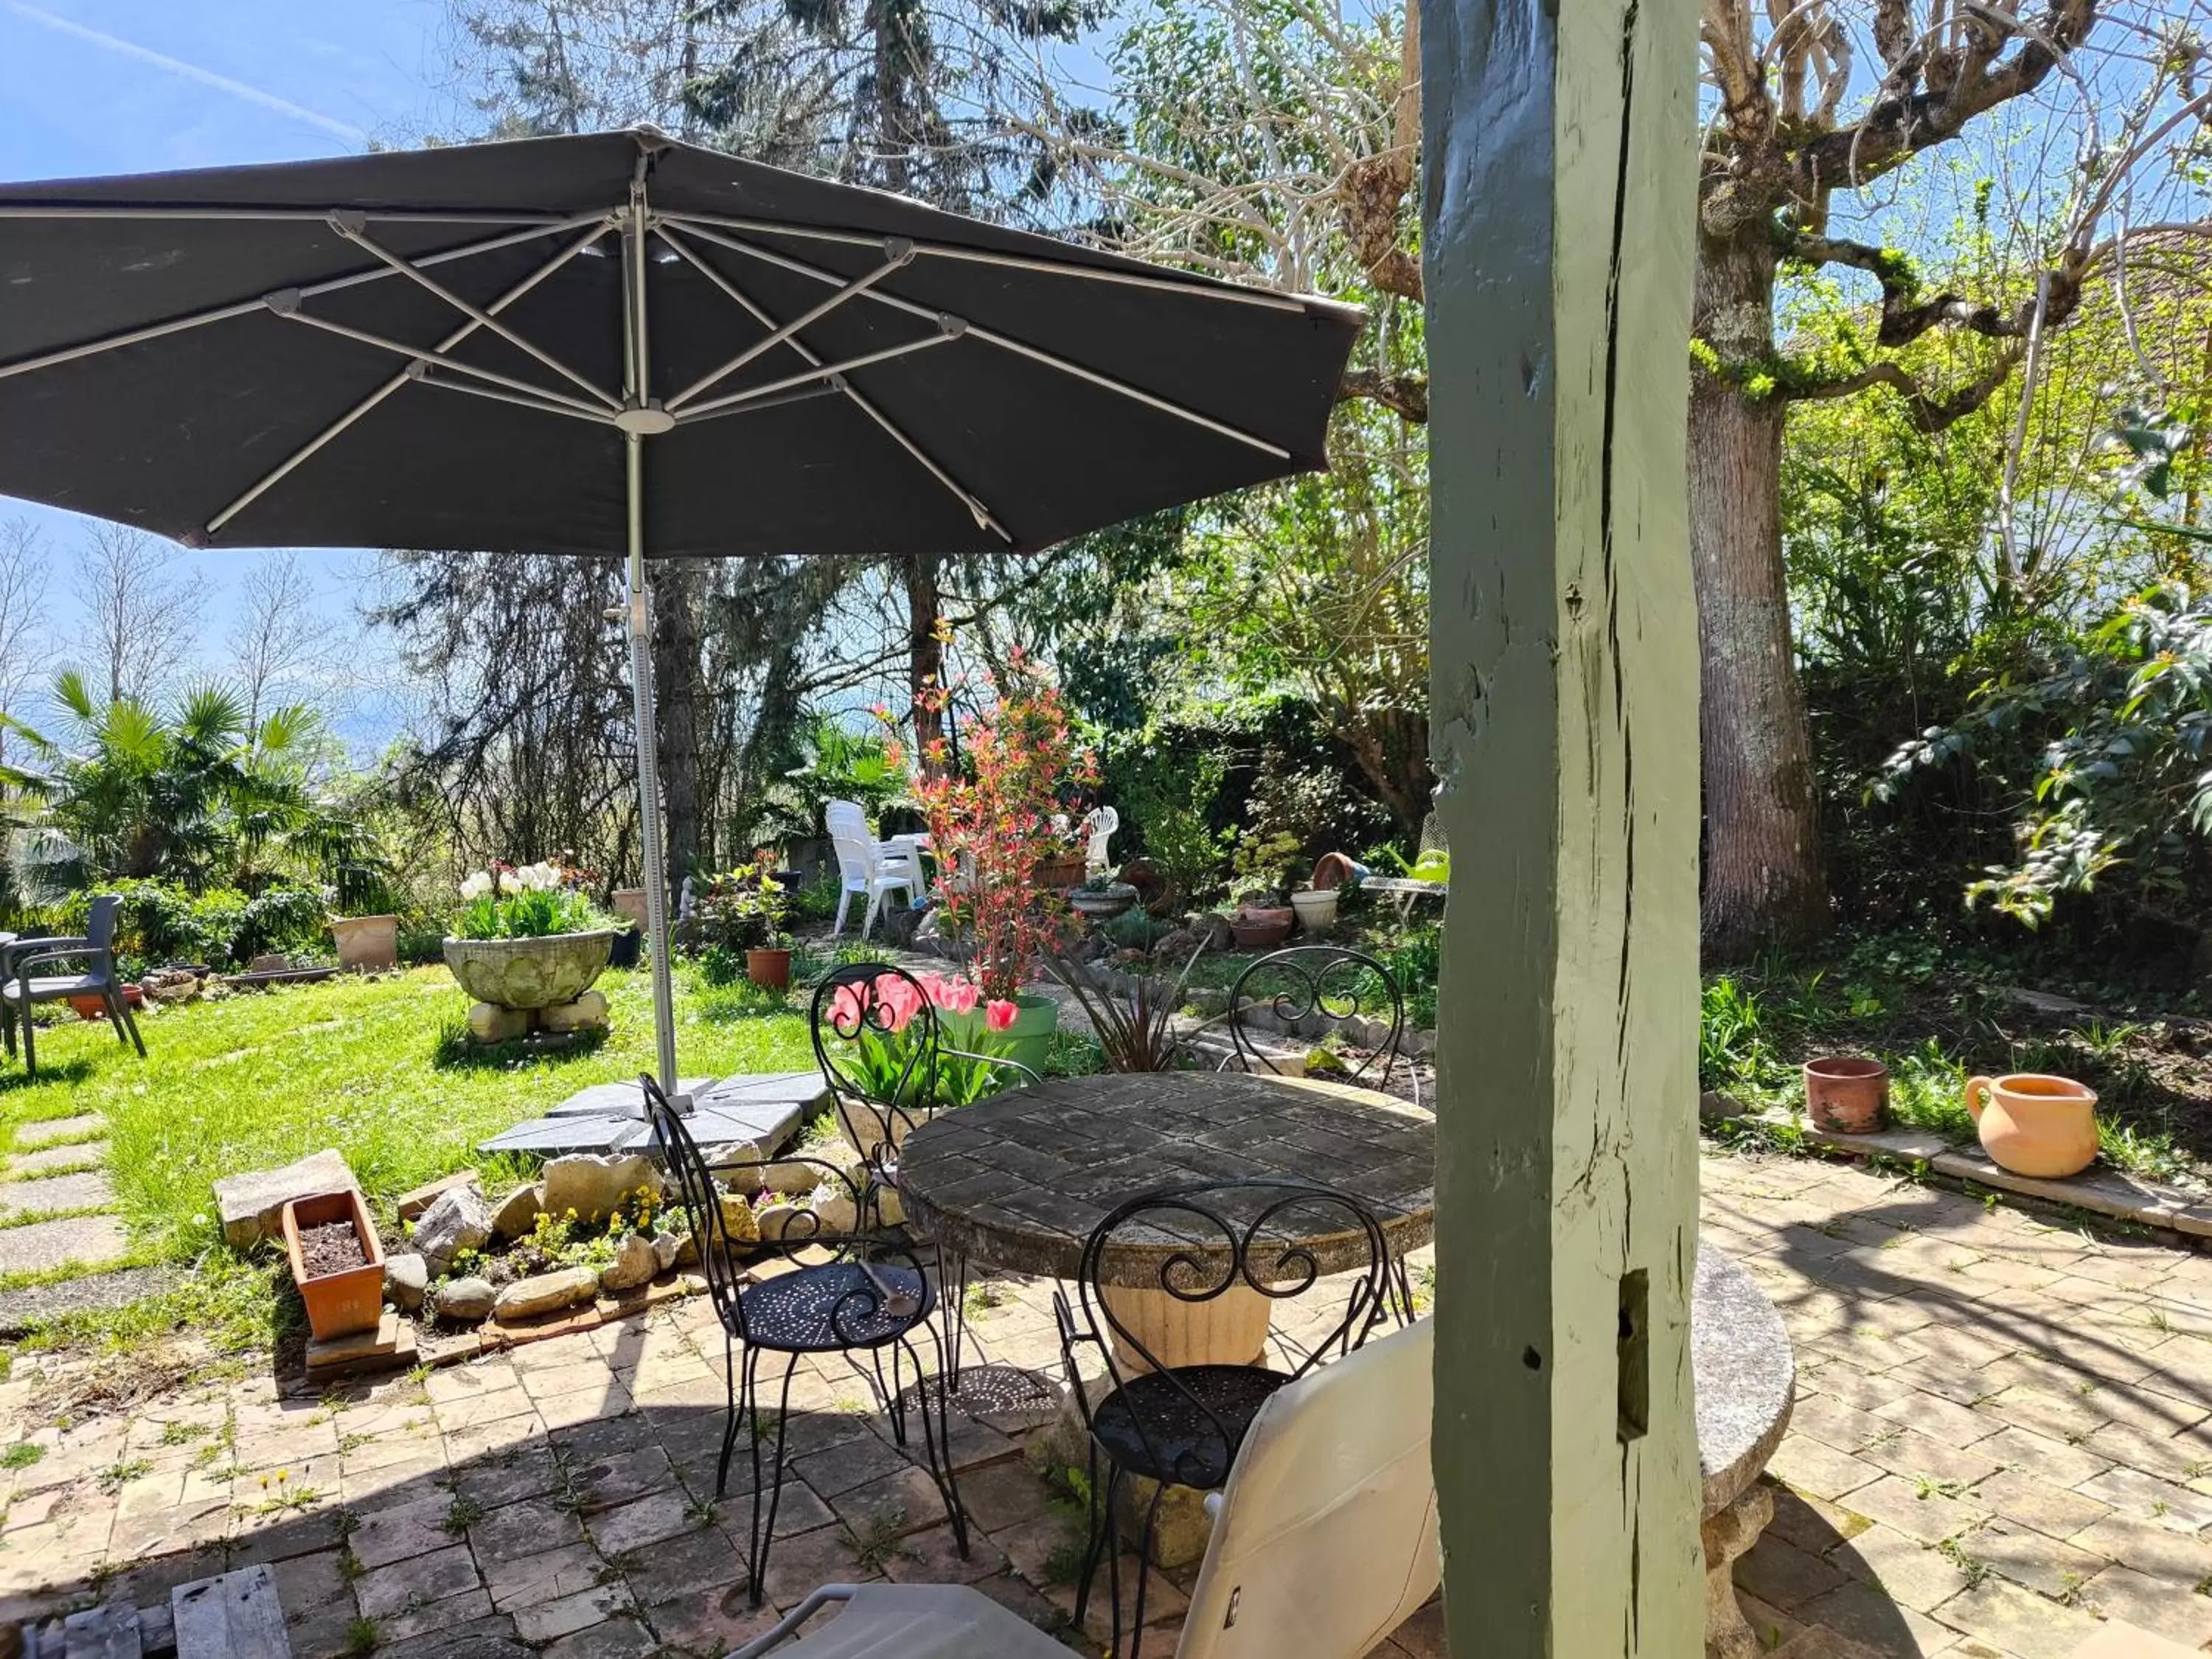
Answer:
726;1317;1439;1659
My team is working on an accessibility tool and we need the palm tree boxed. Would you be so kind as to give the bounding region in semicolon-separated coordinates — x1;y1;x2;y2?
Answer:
0;672;390;907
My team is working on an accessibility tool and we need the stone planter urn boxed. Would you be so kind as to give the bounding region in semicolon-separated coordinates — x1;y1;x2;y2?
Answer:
444;931;616;1043
330;914;398;973
1070;884;1138;922
444;930;616;1009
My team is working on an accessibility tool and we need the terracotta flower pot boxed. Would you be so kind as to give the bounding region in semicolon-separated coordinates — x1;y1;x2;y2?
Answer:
1966;1073;2099;1178
66;985;143;1021
745;947;792;990
1228;907;1294;949
1308;852;1363;891
282;1188;386;1342
1804;1056;1888;1133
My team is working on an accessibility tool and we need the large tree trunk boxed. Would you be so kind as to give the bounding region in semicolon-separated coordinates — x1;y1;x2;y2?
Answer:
1340;705;1434;837
653;560;706;888
1688;228;1828;960
903;554;946;776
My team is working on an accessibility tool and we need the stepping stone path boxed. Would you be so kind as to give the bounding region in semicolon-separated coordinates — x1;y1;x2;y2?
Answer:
0;1099;133;1312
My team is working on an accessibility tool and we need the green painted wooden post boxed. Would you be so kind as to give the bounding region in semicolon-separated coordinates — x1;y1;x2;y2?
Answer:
1422;0;1705;1646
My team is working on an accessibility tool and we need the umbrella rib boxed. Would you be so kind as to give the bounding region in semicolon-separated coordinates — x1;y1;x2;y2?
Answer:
204;220;612;539
653;210;1352;319
654;224;1013;543
270;304;618;420
662;240;915;412
0;204;569;225
0;213;608;386
665;220;1293;462
406;369;616;424
677;330;960;420
330;215;624;410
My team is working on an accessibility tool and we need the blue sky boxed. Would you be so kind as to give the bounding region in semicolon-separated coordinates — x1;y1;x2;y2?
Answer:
0;0;467;728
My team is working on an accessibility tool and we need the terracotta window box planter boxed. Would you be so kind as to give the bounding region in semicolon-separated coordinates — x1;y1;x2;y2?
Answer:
281;1188;386;1342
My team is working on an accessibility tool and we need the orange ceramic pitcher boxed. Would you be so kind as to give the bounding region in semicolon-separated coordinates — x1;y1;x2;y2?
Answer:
1963;1073;2098;1178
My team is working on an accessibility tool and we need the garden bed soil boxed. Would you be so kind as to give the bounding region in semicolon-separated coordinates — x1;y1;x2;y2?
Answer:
298;1220;369;1278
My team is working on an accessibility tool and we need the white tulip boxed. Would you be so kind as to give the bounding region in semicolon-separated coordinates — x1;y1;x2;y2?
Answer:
459;872;492;900
497;870;522;895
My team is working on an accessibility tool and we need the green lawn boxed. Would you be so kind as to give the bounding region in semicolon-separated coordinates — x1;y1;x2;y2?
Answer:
0;966;814;1264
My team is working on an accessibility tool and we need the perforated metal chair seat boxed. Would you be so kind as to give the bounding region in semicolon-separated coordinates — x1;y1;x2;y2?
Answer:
1;975;102;1000
735;1261;936;1353
1090;1364;1291;1490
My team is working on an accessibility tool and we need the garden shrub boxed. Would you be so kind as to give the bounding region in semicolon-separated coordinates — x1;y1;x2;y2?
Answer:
59;878;327;969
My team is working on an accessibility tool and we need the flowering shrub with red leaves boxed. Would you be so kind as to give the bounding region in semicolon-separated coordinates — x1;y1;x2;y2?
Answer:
881;652;1097;1002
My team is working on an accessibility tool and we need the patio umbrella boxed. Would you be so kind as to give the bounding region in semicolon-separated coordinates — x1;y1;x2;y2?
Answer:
0;126;1363;1099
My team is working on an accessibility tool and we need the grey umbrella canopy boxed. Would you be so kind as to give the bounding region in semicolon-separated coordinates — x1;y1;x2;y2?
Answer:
0;126;1363;1096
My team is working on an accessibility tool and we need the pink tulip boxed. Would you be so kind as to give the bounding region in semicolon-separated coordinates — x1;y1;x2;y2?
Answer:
874;975;920;1033
986;998;1018;1032
941;977;978;1014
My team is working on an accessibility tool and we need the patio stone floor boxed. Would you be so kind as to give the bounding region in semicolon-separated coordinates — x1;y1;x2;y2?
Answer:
0;1145;2200;1658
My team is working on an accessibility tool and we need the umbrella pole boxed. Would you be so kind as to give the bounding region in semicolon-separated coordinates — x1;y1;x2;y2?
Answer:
622;159;679;1102
625;433;679;1098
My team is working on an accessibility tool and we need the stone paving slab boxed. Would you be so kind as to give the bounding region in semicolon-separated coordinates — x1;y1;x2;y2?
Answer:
4;1144;106;1178
1929;1147;2212;1241
0;1213;127;1274
0;1172;114;1219
11;1115;103;1151
0;1264;180;1334
1753;1107;2212;1240
477;1073;825;1156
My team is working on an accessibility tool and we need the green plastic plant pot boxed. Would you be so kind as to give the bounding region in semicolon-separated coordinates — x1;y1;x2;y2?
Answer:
938;992;1060;1076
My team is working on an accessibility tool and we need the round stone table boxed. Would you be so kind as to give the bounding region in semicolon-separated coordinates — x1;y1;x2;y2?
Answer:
898;1071;1435;1366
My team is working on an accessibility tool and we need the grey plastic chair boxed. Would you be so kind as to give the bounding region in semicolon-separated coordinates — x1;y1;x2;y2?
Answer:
1;896;146;1078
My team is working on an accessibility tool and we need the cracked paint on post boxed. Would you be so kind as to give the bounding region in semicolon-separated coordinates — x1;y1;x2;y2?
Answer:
1422;0;1703;1646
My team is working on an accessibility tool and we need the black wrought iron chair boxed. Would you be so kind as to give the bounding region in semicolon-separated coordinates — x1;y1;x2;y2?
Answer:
642;1075;968;1607
1;896;145;1079
809;961;1042;1377
1052;1178;1405;1656
1222;944;1416;1105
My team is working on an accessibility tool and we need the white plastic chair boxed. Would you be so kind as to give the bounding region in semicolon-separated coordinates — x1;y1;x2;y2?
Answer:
1175;1315;1439;1658
1082;804;1119;871
728;1318;1440;1659
826;801;920;939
